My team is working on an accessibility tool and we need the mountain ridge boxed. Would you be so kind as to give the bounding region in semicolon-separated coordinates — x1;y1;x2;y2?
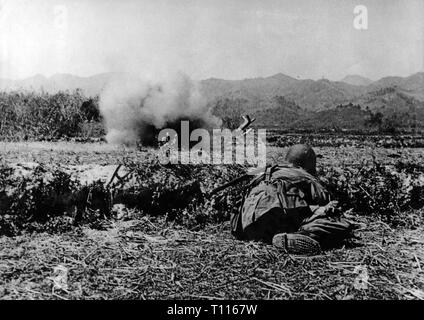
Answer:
340;75;373;86
1;71;423;101
1;71;423;131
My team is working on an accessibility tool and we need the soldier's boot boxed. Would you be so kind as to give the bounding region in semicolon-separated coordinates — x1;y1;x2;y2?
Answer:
272;233;322;255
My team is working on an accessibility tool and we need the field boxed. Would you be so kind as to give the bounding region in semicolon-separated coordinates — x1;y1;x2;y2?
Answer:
1;141;423;300
2;0;424;303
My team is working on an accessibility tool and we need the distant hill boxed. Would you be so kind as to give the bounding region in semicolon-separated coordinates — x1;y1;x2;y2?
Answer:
340;75;373;86
201;73;299;103
2;71;424;132
201;72;424;106
201;72;424;111
210;95;305;129
292;104;372;131
280;79;366;110
353;86;424;112
202;72;424;131
202;76;370;111
370;72;424;101
2;71;423;106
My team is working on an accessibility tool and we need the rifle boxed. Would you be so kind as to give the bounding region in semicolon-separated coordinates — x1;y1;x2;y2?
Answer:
207;165;267;197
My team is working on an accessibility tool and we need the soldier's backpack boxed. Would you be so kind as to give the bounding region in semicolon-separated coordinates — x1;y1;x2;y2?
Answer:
230;164;330;243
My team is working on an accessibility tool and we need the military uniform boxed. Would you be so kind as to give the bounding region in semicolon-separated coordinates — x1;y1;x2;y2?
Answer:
231;164;354;250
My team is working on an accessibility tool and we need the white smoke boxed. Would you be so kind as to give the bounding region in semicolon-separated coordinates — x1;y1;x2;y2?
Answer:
99;72;221;146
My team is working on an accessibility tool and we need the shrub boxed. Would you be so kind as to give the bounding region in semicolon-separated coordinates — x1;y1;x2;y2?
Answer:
0;90;102;140
1;155;423;236
321;159;424;226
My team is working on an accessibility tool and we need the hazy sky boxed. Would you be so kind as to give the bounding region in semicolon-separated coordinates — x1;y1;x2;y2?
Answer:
0;0;423;80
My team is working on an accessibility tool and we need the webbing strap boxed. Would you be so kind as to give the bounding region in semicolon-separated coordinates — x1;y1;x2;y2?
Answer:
264;165;279;183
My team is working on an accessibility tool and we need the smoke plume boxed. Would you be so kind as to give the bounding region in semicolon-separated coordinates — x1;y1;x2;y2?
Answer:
99;72;221;146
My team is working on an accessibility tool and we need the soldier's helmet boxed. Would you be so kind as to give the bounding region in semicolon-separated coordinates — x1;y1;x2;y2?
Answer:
284;144;317;175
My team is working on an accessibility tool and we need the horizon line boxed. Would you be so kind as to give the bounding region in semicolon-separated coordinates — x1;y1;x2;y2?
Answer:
1;70;424;83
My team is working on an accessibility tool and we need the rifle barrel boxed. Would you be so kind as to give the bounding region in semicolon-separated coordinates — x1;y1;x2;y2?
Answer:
208;165;267;197
208;174;251;196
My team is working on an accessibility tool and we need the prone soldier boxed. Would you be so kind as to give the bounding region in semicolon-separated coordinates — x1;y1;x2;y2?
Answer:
230;144;356;255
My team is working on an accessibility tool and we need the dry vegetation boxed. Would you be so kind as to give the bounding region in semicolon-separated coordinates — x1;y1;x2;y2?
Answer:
0;91;103;141
0;216;423;300
0;142;423;300
0;89;423;300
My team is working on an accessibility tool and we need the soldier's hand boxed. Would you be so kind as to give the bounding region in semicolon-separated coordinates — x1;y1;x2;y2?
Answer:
325;200;341;216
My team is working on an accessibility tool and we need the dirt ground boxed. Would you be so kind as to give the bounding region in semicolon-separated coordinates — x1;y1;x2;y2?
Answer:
0;141;423;300
0;217;423;300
